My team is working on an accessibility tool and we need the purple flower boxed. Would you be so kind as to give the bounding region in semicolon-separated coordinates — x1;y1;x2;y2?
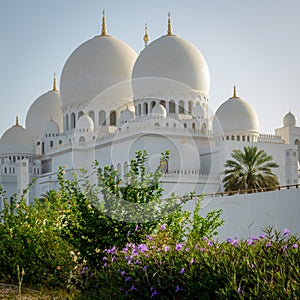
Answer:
80;270;85;275
283;244;288;251
237;286;242;293
185;247;190;252
251;263;256;269
135;224;140;231
127;231;131;236
102;256;107;261
292;244;298;248
121;271;126;276
125;276;132;282
143;265;147;271
284;228;291;235
135;259;140;264
175;243;183;251
160;223;167;230
175;285;184;293
247;239;254;245
164;245;170;251
138;243;148;253
231;238;238;246
151;288;159;298
130;284;137;291
251;235;258;241
90;273;94;277
200;247;205;252
180;268;185;274
111;256;116;262
146;235;153;240
103;262;107;267
266;241;272;248
259;233;265;239
190;258;195;264
207;240;213;246
226;238;232;243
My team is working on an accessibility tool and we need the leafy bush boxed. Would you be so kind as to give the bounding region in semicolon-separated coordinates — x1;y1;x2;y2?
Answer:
77;227;299;299
0;186;75;288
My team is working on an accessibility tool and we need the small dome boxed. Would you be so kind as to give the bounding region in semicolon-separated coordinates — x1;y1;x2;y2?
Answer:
44;119;60;136
60;34;137;108
213;89;259;136
192;105;205;118
118;108;134;125
26;83;63;139
151;104;167;118
0;120;35;155
132;34;210;99
76;115;94;132
283;111;296;127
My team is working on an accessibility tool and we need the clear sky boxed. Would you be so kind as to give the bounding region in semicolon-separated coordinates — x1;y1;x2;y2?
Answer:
0;0;299;137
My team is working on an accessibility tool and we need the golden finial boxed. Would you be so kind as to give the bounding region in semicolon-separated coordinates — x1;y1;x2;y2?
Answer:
101;10;107;36
167;12;172;35
15;116;19;126
52;73;57;91
233;85;237;98
143;23;150;47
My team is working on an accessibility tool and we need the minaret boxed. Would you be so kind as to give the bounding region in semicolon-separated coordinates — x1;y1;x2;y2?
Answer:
143;23;150;47
101;10;108;36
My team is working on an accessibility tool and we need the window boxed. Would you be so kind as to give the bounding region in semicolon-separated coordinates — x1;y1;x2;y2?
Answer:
161;100;166;108
237;135;240;141
71;113;76;129
110;111;116;126
242;136;245;141
65;114;69;131
99;110;106;125
88;110;95;123
179;100;184;114
151;101;156;110
138;104;141;116
188;101;193;114
143;102;148;115
50;141;54;148
78;111;84;119
79;136;85;145
169;100;175;113
231;136;235;140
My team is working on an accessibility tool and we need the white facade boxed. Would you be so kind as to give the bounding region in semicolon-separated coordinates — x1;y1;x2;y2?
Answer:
0;15;300;214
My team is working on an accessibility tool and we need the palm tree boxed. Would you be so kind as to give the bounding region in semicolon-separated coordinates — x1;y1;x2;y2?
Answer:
222;146;279;193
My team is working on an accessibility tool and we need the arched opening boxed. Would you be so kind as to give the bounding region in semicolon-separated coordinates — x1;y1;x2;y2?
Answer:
78;111;84;119
151;101;156;111
88;110;95;123
143;102;148;115
161;100;166;108
42;142;45;154
79;136;85;145
71;113;76;129
169;100;175;114
110;111;116;126
188;101;193;114
65;114;69;131
295;139;300;162
179;100;184;114
99;110;106;126
138;104;142;116
50;140;54;148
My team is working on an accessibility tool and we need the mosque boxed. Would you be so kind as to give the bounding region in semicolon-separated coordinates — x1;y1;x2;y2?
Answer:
0;13;299;208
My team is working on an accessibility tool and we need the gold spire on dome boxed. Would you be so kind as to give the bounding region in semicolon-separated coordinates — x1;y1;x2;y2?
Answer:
15;116;20;127
233;85;237;98
52;73;57;91
143;23;150;47
101;10;108;36
167;12;172;35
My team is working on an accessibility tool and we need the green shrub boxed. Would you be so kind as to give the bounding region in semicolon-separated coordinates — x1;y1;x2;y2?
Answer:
0;187;75;288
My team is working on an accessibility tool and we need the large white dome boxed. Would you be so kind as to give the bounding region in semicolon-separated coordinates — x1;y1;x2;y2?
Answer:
213;89;259;136
26;80;63;139
0;120;35;155
60;33;137;108
132;33;210;99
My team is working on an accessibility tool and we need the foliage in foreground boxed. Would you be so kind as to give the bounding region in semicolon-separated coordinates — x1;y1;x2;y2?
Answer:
76;227;300;300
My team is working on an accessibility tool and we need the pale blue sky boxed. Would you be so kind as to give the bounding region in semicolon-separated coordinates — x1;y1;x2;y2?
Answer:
0;0;299;136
